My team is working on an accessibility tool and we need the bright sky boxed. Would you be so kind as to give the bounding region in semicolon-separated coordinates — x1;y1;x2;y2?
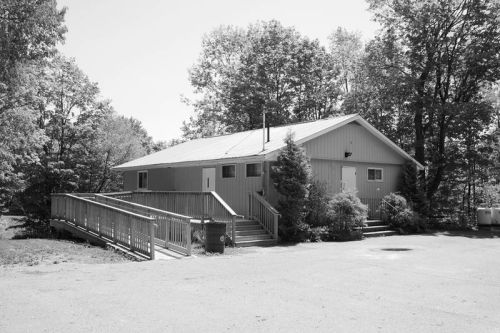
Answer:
57;0;379;143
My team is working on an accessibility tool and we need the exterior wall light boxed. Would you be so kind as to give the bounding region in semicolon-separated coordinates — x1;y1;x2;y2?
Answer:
345;151;352;158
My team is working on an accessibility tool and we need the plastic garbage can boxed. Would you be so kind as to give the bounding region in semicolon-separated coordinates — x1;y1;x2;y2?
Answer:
205;222;226;253
477;208;492;226
492;207;500;226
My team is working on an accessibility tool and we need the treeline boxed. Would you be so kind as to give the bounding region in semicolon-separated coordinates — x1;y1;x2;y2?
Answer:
185;0;500;224
0;0;164;217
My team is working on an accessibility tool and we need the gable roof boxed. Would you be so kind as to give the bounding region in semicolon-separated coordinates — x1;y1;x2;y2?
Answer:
113;114;424;171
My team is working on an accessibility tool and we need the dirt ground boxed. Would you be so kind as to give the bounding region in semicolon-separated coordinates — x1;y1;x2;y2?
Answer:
0;215;130;266
1;229;500;332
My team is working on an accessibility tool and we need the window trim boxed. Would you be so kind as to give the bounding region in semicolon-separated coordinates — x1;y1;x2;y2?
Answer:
222;164;236;179
137;170;148;190
245;162;262;178
367;167;383;182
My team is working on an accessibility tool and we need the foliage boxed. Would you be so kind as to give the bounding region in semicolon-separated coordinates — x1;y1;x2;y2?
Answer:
381;193;423;232
0;0;66;208
308;226;329;242
271;131;312;241
184;20;342;138
350;0;500;223
327;191;367;241
305;179;330;227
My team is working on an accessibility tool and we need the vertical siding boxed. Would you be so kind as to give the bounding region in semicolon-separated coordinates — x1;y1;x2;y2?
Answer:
148;168;175;191
123;171;136;191
173;166;203;191
215;163;263;215
303;122;406;164
310;159;402;199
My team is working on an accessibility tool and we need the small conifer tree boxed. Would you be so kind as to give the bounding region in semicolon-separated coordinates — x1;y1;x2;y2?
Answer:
271;131;312;241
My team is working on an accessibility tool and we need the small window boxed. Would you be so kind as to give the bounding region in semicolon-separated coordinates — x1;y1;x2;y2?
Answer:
222;165;236;178
367;168;383;181
246;163;262;177
138;171;148;189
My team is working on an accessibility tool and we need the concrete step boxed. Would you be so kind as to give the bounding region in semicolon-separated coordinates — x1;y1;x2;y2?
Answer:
365;219;386;226
364;230;398;238
363;225;391;232
235;229;268;236
235;239;277;247
235;234;273;242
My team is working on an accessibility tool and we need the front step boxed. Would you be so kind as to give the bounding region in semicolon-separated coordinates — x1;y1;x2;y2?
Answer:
236;239;277;247
365;219;386;226
232;218;277;247
363;220;397;238
364;230;398;238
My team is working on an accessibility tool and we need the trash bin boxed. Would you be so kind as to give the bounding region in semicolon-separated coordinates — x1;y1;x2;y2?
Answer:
205;222;226;253
492;207;500;226
477;208;492;226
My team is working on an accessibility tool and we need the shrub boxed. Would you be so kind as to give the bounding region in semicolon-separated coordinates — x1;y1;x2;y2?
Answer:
381;193;423;232
271;131;312;242
309;226;330;242
305;179;330;227
327;191;367;241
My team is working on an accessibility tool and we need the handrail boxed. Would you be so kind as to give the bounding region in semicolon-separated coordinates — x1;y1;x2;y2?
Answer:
248;192;280;240
104;191;241;246
66;194;153;219
51;193;156;259
210;191;243;217
94;194;192;255
96;194;192;220
251;192;280;215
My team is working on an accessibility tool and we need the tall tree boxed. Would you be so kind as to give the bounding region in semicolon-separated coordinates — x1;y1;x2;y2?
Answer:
184;20;341;138
0;0;66;207
367;0;500;215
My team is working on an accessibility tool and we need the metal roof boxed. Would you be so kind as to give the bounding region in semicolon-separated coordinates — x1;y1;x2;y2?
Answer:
113;114;424;171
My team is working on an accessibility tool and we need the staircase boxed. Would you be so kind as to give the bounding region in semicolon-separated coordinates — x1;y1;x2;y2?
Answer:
363;219;398;238
233;218;277;247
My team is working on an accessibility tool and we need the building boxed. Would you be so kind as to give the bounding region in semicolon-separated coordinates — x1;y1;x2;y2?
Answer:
113;114;423;217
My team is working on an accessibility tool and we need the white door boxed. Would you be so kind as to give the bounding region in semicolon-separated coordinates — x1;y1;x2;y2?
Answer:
342;166;357;192
202;168;216;192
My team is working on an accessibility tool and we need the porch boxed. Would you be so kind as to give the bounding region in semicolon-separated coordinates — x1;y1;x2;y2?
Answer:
50;191;279;260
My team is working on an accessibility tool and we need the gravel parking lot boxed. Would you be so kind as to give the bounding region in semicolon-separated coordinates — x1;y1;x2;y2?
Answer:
1;232;499;332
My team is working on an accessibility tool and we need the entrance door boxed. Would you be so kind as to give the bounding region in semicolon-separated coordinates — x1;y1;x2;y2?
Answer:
202;168;216;192
342;166;357;192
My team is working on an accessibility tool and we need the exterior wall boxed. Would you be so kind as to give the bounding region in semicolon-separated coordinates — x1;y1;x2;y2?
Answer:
121;122;407;216
123;171;136;191
303;122;406;164
121;162;264;215
309;159;402;199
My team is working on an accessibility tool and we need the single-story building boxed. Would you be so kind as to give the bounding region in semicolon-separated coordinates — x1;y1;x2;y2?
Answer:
113;114;423;217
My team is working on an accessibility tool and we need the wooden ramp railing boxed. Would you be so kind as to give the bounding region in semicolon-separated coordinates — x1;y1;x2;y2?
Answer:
51;194;156;260
94;194;192;255
105;191;241;245
248;192;280;240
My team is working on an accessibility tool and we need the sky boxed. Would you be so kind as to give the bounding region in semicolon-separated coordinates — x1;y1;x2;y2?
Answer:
57;0;379;143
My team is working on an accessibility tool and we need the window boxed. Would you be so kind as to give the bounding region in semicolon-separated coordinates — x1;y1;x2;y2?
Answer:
367;168;383;181
222;165;236;178
246;163;262;177
138;171;148;189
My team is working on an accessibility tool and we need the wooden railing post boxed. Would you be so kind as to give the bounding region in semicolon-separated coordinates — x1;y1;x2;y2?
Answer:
186;220;192;255
149;220;155;260
273;214;279;240
231;215;236;247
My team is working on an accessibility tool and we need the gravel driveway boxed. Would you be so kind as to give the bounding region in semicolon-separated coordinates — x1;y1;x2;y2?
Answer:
1;232;499;332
